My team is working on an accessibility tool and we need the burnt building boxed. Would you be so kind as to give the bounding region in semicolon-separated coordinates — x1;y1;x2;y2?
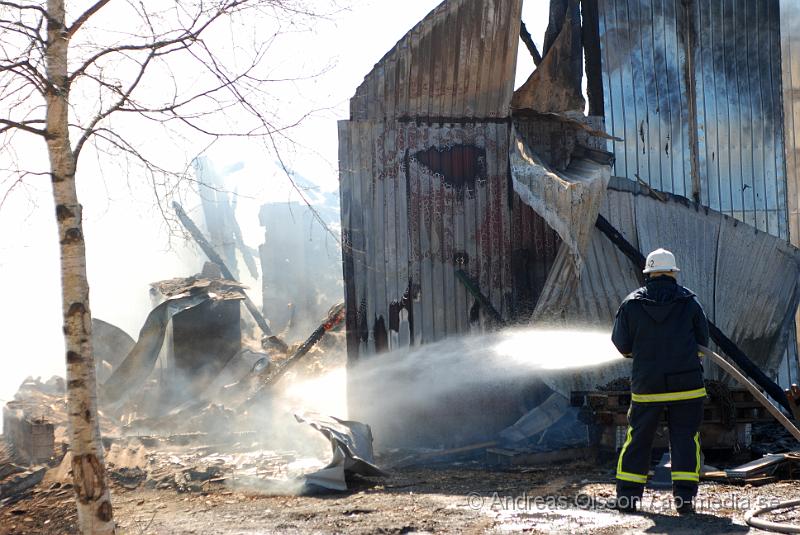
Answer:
338;0;800;443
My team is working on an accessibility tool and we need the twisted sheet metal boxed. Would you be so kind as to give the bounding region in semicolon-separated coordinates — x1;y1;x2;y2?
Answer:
533;178;800;382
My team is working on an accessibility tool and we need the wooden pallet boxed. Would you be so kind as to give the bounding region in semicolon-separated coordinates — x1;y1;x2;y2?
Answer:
575;389;773;424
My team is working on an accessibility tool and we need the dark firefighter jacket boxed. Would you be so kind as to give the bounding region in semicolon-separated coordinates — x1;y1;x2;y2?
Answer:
612;276;710;403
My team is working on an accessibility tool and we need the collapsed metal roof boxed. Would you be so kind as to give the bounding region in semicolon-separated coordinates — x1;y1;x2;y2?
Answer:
531;178;800;382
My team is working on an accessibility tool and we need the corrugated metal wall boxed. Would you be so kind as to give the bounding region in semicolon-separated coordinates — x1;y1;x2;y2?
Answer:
530;179;800;382
339;0;524;361
339;121;514;357
599;0;694;197
599;0;788;238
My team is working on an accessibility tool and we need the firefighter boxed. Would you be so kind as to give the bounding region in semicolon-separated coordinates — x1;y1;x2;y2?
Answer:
611;248;709;514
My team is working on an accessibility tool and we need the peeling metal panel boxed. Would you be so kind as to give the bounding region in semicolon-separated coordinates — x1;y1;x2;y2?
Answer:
599;0;788;238
350;0;522;121
714;216;800;379
632;192;720;324
510;131;611;272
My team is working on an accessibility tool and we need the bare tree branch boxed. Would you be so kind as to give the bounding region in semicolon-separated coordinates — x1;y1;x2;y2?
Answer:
0;1;47;17
73;51;154;159
0;118;46;137
68;3;230;84
66;0;112;38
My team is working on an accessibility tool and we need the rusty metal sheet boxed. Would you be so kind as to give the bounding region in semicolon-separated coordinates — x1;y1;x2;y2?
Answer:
350;0;522;121
339;121;513;358
340;0;526;362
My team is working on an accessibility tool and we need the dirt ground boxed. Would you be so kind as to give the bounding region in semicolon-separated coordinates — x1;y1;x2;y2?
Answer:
2;461;798;534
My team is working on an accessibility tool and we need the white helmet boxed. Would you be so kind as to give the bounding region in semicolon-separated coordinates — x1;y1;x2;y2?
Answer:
643;248;680;274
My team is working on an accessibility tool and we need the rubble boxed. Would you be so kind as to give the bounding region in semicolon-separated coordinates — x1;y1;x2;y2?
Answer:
0;467;47;500
701;452;800;486
0;290;365;511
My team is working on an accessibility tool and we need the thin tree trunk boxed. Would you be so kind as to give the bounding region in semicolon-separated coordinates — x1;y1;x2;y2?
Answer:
45;1;115;532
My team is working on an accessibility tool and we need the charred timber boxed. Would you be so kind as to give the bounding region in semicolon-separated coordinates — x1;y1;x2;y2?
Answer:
520;20;542;66
240;303;345;409
455;269;504;325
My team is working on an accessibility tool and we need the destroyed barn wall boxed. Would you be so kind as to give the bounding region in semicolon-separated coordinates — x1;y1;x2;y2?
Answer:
598;0;800;384
2;406;54;465
339;0;533;360
349;0;522;122
339;121;515;353
168;299;241;402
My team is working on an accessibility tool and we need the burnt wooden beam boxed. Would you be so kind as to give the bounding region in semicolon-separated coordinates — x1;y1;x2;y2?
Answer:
581;0;604;116
543;0;570;57
520;20;542;66
455;269;503;325
239;303;345;409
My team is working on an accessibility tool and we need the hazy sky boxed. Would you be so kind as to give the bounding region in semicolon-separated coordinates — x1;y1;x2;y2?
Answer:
0;1;549;410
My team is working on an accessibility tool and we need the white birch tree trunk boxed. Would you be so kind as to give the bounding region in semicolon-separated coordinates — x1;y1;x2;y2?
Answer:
45;1;115;532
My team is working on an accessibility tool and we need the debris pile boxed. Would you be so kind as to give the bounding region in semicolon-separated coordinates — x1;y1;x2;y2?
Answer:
1;253;367;505
0;441;48;504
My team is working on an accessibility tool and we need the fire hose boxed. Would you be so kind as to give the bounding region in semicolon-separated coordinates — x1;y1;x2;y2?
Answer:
745;499;800;534
698;346;800;534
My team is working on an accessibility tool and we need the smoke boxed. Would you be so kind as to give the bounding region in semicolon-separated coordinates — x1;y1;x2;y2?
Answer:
243;327;626;453
341;327;627;449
